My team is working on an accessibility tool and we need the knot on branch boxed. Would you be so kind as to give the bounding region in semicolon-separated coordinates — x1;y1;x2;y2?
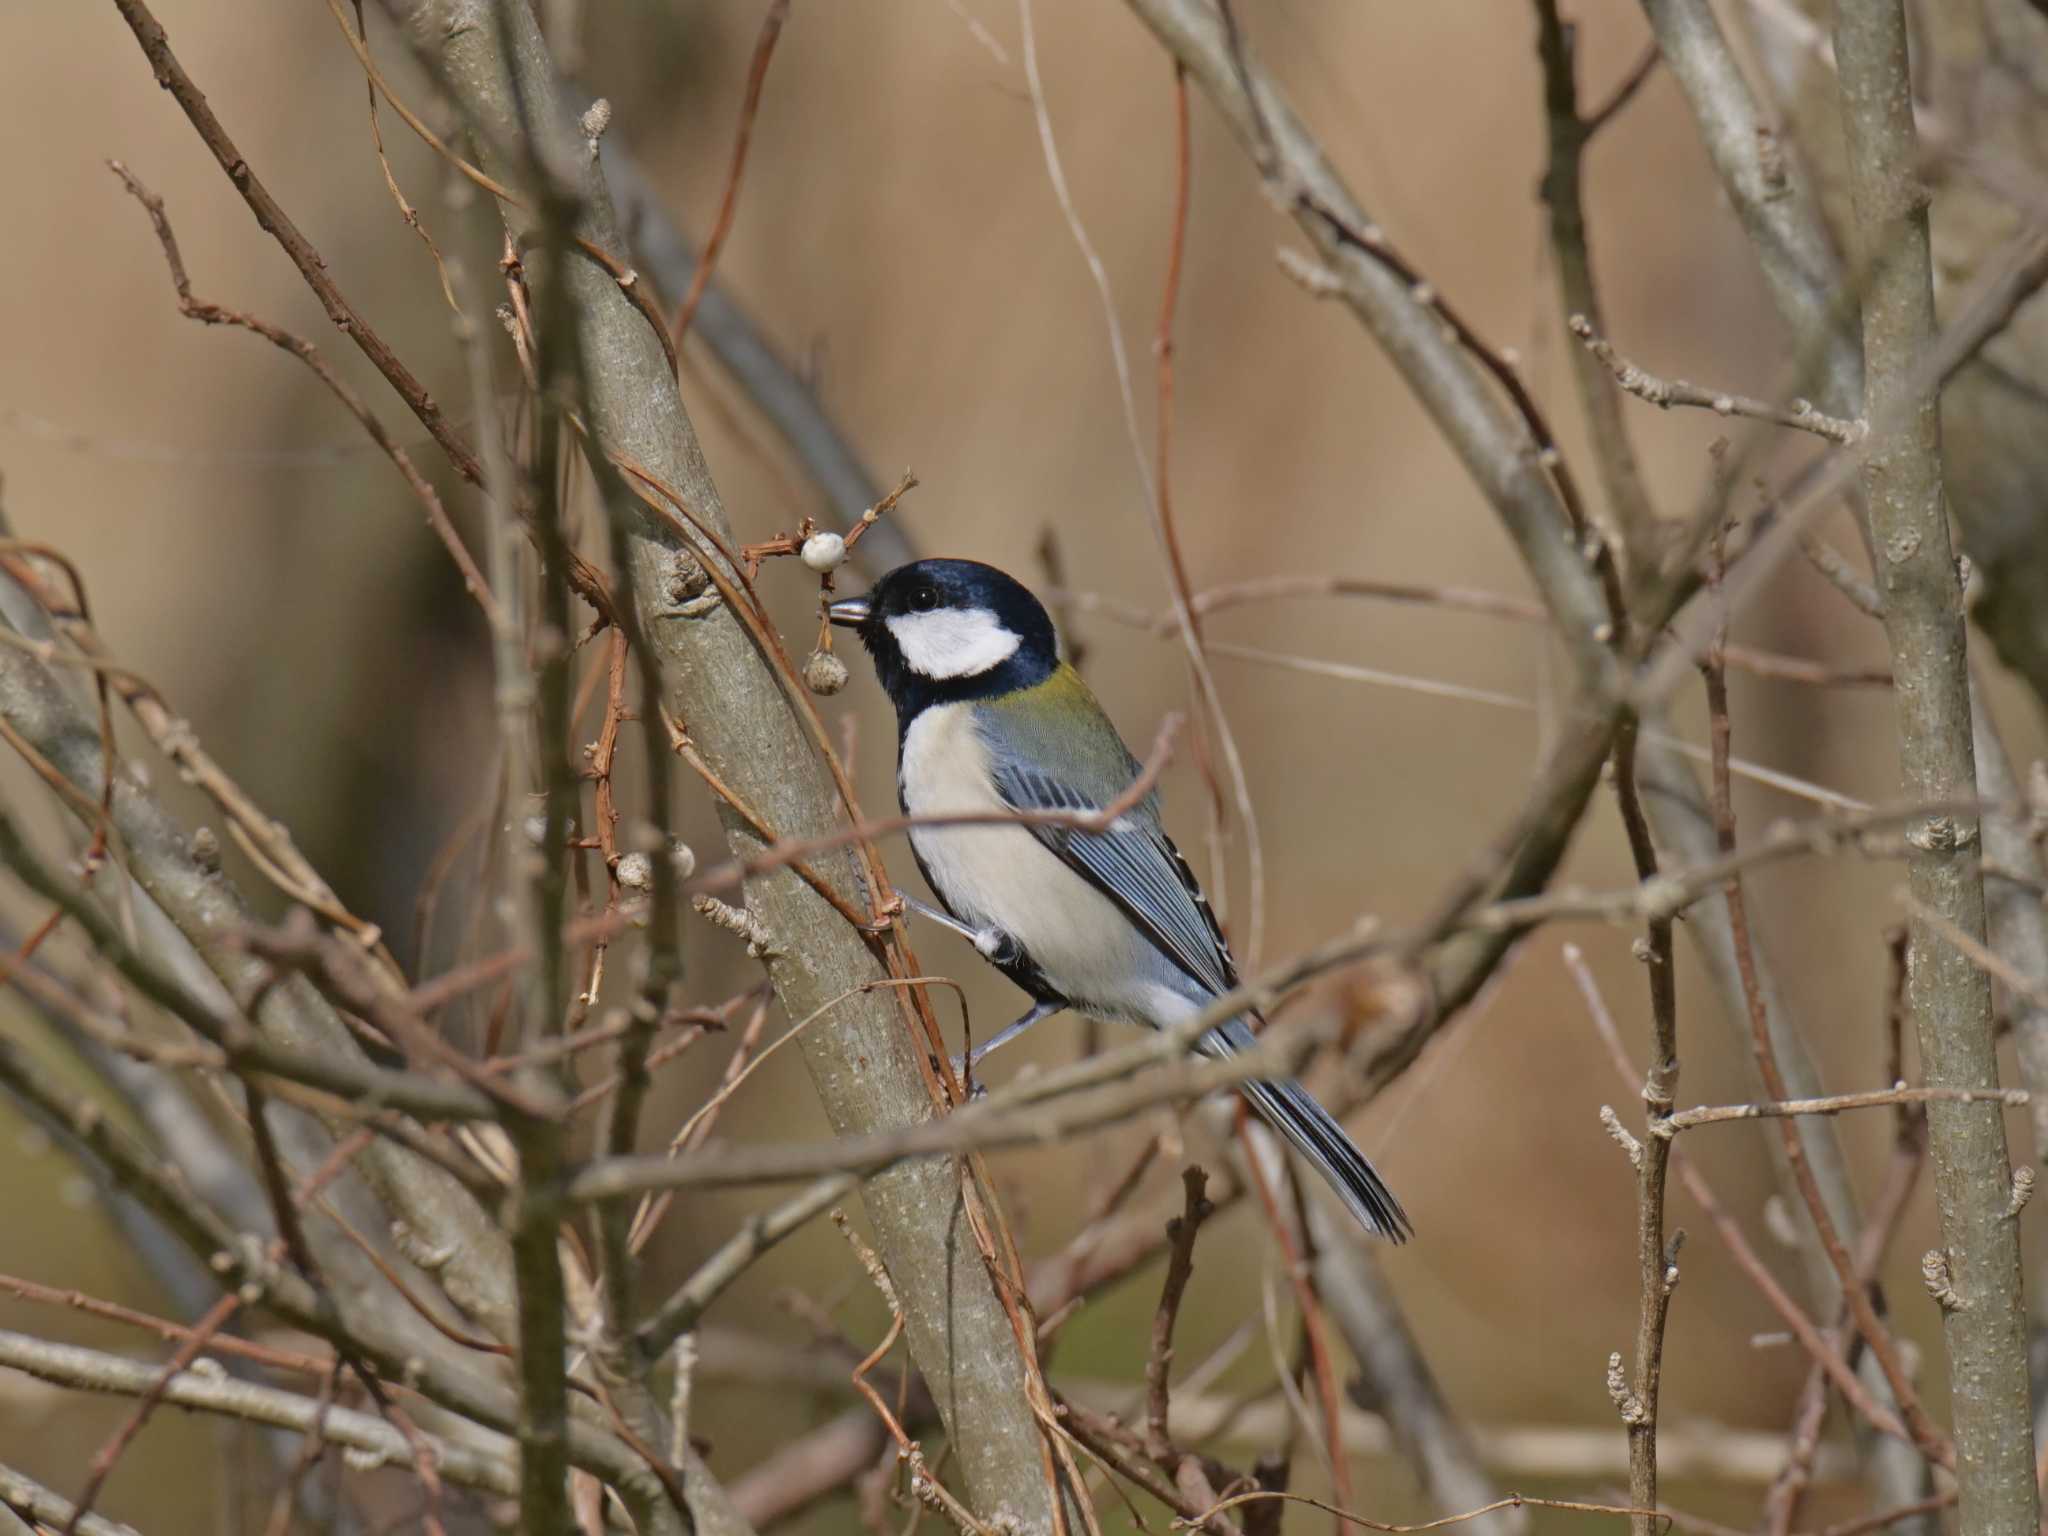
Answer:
1755;126;1788;195
1905;815;1976;854
2007;1164;2035;1219
391;1220;457;1272
1921;1248;1964;1312
694;895;775;958
579;96;611;159
1605;1351;1646;1425
662;550;720;618
1275;246;1342;297
1639;876;1687;920
343;1444;397;1473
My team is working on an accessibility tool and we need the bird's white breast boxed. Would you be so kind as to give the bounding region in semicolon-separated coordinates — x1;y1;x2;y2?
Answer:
899;703;1157;1018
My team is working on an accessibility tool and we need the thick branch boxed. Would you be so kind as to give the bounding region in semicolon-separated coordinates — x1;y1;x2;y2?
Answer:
1835;3;2038;1528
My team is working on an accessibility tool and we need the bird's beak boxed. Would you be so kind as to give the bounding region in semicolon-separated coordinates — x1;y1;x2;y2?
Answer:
826;596;872;628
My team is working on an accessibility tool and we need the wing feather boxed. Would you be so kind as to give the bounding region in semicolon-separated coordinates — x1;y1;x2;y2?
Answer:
988;757;1237;997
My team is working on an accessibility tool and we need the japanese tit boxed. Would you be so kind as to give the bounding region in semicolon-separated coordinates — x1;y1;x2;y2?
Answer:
829;558;1409;1240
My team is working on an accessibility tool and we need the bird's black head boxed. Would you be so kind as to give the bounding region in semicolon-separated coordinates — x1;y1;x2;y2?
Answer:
828;559;1060;720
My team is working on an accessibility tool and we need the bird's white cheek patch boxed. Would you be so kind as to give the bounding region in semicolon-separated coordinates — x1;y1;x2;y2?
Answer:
886;607;1021;679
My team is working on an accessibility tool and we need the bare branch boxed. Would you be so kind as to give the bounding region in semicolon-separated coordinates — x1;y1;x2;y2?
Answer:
1144;1166;1214;1457
1667;1085;2028;1130
1836;0;2039;1522
1535;1;1657;560
0;1330;518;1500
1570;317;1864;445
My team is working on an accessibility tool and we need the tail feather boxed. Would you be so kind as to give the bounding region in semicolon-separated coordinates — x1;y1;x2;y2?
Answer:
1205;1018;1411;1241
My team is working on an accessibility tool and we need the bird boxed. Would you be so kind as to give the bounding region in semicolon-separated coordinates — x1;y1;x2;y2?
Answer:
828;557;1410;1240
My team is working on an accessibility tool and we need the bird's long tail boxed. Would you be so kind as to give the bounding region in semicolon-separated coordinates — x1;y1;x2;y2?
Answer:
1205;1018;1411;1241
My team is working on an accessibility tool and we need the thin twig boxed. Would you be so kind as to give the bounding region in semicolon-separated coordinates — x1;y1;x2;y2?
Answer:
1700;634;1954;1471
669;0;790;345
1608;717;1679;1536
104;162;499;628
1584;40;1662;137
110;0;484;484
1570;317;1864;445
1145;1166;1215;1457
1180;1488;1652;1532
1534;3;1656;560
1565;948;1923;1453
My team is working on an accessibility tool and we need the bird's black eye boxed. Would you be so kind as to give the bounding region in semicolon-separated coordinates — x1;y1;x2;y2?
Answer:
907;586;939;613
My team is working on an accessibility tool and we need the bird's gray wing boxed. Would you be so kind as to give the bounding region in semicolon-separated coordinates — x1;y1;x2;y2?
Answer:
987;758;1238;997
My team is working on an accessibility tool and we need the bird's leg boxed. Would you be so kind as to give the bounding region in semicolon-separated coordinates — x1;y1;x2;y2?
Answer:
953;1000;1063;1080
898;893;987;945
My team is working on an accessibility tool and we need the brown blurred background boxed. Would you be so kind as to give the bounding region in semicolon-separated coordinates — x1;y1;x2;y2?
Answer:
3;1;2044;1531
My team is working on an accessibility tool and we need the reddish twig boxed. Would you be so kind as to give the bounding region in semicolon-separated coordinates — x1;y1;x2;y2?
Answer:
1057;1395;1236;1536
259;1360;345;1536
59;1292;243;1536
670;0;791;346
1764;1121;1928;1534
110;0;482;483
0;1276;333;1378
319;0;677;380
1236;1110;1354;1521
105;161;499;626
1145;1166;1215;1458
830;1213;991;1533
626;993;775;1254
348;0;459;312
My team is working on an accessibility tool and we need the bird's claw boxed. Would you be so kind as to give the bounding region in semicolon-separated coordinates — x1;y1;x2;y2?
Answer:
858;895;907;934
946;1055;991;1100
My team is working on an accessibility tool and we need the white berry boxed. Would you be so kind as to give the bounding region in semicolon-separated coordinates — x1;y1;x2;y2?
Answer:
800;532;847;572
